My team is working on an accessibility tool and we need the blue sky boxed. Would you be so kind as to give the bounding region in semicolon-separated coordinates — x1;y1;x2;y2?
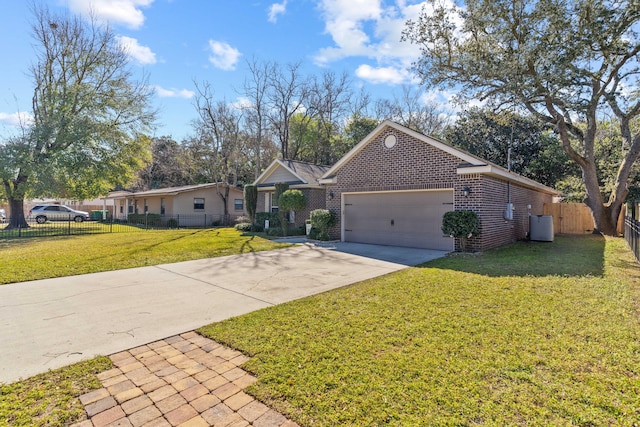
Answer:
0;0;456;141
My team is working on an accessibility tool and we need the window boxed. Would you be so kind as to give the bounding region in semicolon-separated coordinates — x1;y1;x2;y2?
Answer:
144;198;148;213
234;199;243;211
160;198;165;215
194;198;205;210
270;192;278;213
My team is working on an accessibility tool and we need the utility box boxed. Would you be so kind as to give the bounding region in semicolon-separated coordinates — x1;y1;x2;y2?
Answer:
530;215;554;242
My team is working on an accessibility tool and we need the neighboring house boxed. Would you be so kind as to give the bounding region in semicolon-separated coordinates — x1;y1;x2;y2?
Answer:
110;183;245;226
320;120;559;252
253;159;330;229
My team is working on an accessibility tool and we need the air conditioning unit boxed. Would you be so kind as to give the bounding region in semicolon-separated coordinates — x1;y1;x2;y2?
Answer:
530;215;554;242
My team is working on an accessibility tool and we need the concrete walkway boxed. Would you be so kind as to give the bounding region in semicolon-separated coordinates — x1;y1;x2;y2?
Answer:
0;243;446;384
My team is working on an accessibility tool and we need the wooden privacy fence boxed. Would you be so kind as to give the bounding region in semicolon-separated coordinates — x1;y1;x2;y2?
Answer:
543;203;625;235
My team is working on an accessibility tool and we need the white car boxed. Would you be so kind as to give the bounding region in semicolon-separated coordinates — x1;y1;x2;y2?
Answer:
29;205;90;224
0;209;5;222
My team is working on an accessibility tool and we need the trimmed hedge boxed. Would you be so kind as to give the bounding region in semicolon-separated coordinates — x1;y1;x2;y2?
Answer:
256;212;281;228
128;213;161;226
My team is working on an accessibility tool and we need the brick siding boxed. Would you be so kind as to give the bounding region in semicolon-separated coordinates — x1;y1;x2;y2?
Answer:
326;126;554;251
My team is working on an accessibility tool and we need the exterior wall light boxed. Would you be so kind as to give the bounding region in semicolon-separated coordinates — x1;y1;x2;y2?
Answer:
329;191;334;200
462;186;472;198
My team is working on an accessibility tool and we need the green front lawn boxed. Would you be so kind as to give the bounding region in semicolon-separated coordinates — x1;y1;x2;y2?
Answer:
0;357;112;427
199;235;640;426
0;228;289;284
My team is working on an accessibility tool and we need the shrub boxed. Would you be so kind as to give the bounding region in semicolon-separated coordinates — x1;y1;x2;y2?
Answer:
251;223;264;232
128;213;161;226
278;189;307;236
274;183;290;235
310;209;335;240
234;216;251;224
256;212;281;228
441;210;480;252
267;227;283;236
166;218;179;229
235;222;253;232
244;184;258;223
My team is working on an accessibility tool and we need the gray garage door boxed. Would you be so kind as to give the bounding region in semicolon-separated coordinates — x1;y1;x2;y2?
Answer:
343;190;454;251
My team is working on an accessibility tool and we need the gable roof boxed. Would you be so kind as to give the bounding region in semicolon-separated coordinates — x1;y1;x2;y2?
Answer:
320;120;558;195
109;183;239;199
254;159;330;189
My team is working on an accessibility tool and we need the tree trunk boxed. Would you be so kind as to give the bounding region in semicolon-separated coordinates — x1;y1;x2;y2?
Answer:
581;161;622;236
217;184;230;226
587;199;620;236
6;196;29;229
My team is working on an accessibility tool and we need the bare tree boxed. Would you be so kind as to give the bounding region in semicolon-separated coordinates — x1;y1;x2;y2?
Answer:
375;85;450;137
193;81;243;224
307;70;353;164
266;61;309;160
241;57;274;179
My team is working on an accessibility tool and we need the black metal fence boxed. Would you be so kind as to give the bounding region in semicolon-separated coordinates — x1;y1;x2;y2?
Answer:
0;213;243;240
624;216;640;262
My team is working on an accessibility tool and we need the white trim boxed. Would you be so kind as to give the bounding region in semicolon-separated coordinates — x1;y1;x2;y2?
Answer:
253;159;308;186
256;183;324;191
457;165;558;195
319;177;336;184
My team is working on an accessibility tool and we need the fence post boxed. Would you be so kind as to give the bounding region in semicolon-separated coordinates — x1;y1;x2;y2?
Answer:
68;217;71;235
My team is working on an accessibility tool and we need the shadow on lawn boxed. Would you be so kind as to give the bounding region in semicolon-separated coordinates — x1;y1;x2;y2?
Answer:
424;234;606;278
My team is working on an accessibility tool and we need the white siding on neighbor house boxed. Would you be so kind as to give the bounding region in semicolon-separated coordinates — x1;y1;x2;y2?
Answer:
262;167;299;185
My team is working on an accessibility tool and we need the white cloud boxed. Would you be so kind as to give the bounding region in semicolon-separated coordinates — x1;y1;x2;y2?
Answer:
0;112;33;127
268;1;288;23
355;64;411;85
208;40;241;71
116;36;157;65
67;0;154;29
154;86;195;99
230;96;253;110
313;0;458;80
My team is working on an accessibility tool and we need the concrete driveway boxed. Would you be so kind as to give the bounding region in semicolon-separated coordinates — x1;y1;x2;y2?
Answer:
0;243;446;384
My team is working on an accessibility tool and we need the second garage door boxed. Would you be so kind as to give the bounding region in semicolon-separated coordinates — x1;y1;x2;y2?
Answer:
343;190;454;251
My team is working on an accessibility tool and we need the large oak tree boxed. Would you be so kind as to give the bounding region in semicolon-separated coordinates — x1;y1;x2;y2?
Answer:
404;0;640;235
0;5;155;228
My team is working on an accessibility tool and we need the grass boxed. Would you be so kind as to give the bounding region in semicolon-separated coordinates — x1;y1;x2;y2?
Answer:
0;357;112;427
199;235;640;426
0;228;289;284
